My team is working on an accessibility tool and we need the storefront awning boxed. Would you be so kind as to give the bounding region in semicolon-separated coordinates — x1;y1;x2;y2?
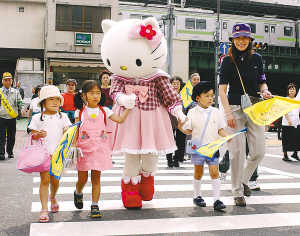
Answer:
50;60;104;68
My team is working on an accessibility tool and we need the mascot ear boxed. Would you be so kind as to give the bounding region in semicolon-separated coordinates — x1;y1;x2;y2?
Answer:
102;20;116;34
143;17;160;30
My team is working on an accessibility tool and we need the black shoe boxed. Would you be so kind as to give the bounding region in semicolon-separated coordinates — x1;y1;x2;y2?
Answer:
0;155;5;160
193;196;206;207
291;152;300;161
214;200;226;211
173;161;179;167
242;183;251;197
91;205;102;218
167;160;173;167
74;191;83;209
8;154;14;159
282;155;292;162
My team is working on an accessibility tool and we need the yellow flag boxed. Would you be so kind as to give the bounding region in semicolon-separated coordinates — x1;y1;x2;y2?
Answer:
179;79;194;109
194;128;248;160
243;96;300;126
50;121;81;180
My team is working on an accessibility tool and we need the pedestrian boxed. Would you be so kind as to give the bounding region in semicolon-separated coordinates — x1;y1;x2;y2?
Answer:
0;72;25;160
219;23;272;207
166;76;186;167
282;83;300;161
72;80;131;218
28;85;71;222
99;70;113;109
15;82;24;120
179;81;228;211
27;85;43;134
61;78;77;123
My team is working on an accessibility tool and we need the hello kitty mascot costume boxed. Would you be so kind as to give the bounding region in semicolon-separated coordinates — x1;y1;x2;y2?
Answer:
101;17;187;209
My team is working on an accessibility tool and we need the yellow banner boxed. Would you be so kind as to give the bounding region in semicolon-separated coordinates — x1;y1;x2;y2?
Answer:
243;96;300;126
0;89;18;118
50;121;81;180
194;128;248;160
179;79;194;109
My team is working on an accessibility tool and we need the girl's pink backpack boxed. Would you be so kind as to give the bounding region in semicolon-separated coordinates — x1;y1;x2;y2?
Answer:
17;135;50;173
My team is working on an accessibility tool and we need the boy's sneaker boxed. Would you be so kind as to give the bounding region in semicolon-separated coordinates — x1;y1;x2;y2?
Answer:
91;205;102;218
214;200;226;211
74;191;83;209
193;196;206;207
220;173;226;182
248;181;260;191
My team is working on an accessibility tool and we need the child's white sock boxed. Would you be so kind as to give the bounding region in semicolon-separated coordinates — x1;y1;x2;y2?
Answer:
211;178;221;202
92;202;98;206
192;178;202;198
75;190;83;196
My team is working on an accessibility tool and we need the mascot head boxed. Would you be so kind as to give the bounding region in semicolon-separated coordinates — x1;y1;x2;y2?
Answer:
101;17;167;78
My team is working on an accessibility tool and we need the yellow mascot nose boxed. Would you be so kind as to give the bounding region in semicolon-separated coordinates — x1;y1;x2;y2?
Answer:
120;66;127;71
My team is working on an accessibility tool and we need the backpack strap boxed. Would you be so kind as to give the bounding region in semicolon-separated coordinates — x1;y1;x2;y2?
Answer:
98;105;107;126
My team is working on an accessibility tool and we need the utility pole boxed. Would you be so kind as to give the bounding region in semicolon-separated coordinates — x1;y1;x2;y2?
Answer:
166;0;175;77
214;0;220;107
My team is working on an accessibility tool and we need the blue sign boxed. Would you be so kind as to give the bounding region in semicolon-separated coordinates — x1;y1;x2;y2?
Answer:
220;43;229;55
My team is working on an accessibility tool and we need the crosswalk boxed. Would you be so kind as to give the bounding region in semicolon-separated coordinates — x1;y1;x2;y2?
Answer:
29;154;300;235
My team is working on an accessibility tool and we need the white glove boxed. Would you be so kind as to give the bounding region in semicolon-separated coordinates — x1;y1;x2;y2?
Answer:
116;94;136;109
181;119;191;131
173;109;187;124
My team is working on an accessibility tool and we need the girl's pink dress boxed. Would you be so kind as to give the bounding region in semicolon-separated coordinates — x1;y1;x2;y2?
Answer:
76;107;113;171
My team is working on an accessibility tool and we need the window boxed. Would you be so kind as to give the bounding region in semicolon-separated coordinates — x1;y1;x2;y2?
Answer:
130;14;153;20
185;18;195;29
265;25;269;33
196;19;206;30
56;4;111;33
271;26;275;33
247;23;256;34
284;26;293;36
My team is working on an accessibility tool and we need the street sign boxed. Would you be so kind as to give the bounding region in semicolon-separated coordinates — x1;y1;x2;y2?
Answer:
220;43;229;55
75;32;92;46
220;55;226;64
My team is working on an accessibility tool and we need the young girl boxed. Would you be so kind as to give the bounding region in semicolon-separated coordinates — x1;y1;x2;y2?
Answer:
73;80;132;218
28;85;71;222
179;81;229;211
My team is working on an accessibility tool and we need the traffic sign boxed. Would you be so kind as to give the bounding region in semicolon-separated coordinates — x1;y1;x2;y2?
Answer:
220;55;226;64
220;43;229;55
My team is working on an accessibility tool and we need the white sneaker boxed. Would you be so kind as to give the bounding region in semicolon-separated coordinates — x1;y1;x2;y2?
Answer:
220;173;226;182
248;181;260;191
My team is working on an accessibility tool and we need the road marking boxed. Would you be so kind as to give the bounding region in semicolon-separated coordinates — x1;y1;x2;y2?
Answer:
31;194;300;212
29;212;300;235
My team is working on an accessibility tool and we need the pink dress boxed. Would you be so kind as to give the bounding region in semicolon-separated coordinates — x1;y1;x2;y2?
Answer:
108;70;182;155
76;107;113;171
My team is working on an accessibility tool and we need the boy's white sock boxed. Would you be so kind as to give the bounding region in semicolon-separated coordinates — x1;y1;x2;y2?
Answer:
211;178;221;202
192;178;202;198
92;202;98;206
75;190;83;196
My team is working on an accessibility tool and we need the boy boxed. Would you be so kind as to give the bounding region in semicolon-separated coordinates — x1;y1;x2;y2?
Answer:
179;81;229;211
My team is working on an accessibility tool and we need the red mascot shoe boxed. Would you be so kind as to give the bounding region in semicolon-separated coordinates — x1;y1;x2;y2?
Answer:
121;176;142;209
139;170;155;201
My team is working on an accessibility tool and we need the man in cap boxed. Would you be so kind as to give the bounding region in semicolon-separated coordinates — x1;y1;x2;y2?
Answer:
0;72;25;160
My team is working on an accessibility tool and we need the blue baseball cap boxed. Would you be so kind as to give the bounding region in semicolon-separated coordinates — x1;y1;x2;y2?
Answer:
229;23;254;42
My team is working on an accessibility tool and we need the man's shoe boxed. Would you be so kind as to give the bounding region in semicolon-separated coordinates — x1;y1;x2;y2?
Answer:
242;183;251;197
91;205;101;218
74;191;83;209
8;154;14;159
248;181;260;191
173;161;179;167
193;196;206;207
282;155;292;162
291;152;300;161
0;155;5;160
167;160;173;167
234;197;246;207
214;200;226;211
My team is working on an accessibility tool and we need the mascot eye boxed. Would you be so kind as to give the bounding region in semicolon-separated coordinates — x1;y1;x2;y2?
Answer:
136;59;142;67
107;59;111;66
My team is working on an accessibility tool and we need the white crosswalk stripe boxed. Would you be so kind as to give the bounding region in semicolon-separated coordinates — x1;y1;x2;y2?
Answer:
29;154;300;235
